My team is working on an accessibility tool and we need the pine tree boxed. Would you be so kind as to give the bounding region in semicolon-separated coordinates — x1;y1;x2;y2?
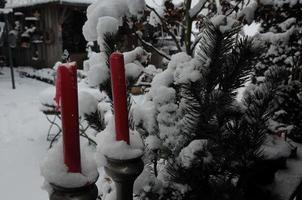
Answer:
132;19;264;200
80;1;302;200
250;1;302;141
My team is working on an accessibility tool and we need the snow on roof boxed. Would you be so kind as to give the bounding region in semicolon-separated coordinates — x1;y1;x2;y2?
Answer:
6;0;96;8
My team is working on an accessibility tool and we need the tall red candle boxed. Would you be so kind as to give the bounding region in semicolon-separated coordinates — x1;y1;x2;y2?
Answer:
56;63;81;173
110;53;130;144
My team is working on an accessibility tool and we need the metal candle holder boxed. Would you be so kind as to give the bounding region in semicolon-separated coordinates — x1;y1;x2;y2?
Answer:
105;156;144;200
49;183;98;200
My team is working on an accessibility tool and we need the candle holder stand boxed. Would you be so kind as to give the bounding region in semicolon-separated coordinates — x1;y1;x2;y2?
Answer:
49;183;98;200
105;156;144;200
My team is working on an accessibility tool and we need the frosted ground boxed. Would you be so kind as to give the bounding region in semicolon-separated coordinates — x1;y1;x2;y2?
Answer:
0;68;49;200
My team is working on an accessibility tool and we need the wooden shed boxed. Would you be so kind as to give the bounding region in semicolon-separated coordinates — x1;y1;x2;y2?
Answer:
5;0;94;68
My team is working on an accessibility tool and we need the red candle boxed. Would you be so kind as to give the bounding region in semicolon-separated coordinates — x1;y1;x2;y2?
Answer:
110;53;130;144
56;63;81;173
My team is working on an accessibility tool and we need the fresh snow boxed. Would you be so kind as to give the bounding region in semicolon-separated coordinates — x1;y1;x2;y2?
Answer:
272;142;302;200
96;116;144;166
178;139;212;169
96;16;119;48
40;140;98;188
6;0;95;8
0;67;49;200
82;0;146;44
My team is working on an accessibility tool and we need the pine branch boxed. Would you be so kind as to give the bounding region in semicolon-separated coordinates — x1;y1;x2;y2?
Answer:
220;37;259;94
85;111;105;132
177;83;201;143
196;21;240;94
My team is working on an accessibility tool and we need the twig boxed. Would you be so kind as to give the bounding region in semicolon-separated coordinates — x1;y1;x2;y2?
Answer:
146;5;182;51
226;0;242;17
135;32;171;60
185;0;193;55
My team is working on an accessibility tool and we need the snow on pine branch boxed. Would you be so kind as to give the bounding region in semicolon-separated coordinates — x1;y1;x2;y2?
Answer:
189;0;207;18
82;0;146;43
6;0;95;8
178;140;212;169
255;26;296;44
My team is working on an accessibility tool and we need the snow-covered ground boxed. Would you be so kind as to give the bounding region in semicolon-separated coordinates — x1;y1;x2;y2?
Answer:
0;67;49;200
272;142;302;200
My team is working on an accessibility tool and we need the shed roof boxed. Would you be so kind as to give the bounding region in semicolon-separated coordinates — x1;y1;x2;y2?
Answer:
6;0;96;8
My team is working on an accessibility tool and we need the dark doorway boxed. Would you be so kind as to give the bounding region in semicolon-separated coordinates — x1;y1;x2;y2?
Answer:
62;8;87;68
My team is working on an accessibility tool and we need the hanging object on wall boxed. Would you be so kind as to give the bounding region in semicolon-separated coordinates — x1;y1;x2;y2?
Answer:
20;31;30;48
44;28;55;45
31;30;43;44
8;30;17;48
32;50;39;61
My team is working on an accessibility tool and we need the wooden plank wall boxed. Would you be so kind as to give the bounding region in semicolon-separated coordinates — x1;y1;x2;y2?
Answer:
42;5;63;68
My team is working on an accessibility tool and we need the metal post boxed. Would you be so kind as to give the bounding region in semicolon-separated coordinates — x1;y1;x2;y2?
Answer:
50;183;98;200
4;13;15;89
105;156;144;200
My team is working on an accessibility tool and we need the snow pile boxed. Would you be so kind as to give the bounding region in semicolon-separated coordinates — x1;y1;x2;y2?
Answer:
178;140;212;169
39;86;56;108
211;15;240;33
6;0;95;8
40;140;98;188
86;52;109;87
132;98;157;134
78;91;98;117
255;26;296;44
18;67;56;84
39;80;103;115
83;0;146;43
174;58;202;84
125;62;143;80
134;166;163;196
123;47;150;64
97;16;119;49
260;135;292;160
236;0;258;24
78;80;105;101
278;17;296;31
259;0;301;7
145;135;162;150
96;116;144;166
97;101;113;126
135;52;202;151
271;142;302;200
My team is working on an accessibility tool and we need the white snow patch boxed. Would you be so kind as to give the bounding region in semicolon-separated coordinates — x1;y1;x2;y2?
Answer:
145;135;162;150
96;116;144;166
178;139;212;168
271;142;302;200
125;62;143;80
260;135;292;160
78;91;98;117
40;140;98;188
